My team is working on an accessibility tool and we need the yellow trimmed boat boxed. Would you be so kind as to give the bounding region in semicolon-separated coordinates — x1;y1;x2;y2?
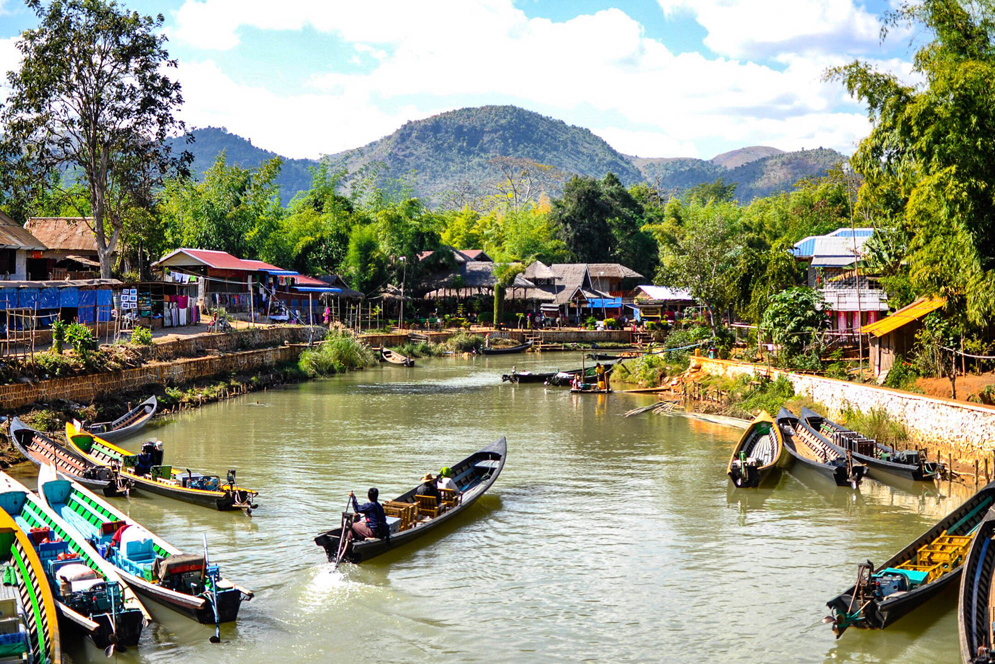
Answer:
65;422;259;513
726;411;792;488
0;510;61;664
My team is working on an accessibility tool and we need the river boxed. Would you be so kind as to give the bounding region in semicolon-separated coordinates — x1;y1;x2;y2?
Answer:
20;352;974;663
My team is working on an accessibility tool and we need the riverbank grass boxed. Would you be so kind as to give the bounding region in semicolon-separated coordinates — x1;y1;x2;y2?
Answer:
299;334;377;377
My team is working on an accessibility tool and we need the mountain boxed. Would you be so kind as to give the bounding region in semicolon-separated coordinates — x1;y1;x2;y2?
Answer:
710;146;784;170
327;105;645;201
174;108;845;206
630;147;843;202
168;127;318;204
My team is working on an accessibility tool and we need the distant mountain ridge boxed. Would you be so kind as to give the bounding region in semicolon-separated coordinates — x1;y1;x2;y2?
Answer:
173;106;845;205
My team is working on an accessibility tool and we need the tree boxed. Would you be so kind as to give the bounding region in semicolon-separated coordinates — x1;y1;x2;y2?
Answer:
492;262;524;326
761;287;827;363
487;157;567;212
0;0;188;278
829;0;995;325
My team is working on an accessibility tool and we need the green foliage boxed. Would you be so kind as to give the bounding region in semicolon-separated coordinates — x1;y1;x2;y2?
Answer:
443;330;483;353
614;353;687;387
603;317;618;330
130;326;153;347
50;319;66;355
34;352;75;378
298;334;376;377
840;406;908;449
391;341;441;358
65;322;95;359
883;358;923;393
738;376;796;416
760;287;826;361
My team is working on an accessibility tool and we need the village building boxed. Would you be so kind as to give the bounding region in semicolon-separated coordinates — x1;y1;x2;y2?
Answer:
792;228;889;337
23;217;112;280
0;211;46;281
631;285;695;322
862;296;946;380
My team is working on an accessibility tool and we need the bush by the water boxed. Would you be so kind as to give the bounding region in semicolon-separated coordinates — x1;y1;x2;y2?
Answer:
615;353;687;387
737;376;796;416
130;326;153;347
391;341;442;358
840;405;909;449
298;334;376;377
444;330;483;353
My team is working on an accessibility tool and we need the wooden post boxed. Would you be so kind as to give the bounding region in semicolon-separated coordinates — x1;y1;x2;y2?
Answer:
976;459;980;489
309;293;313;327
249;279;255;329
986;457;990;484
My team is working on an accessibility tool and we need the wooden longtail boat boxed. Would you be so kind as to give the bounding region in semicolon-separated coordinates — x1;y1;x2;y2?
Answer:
0;472;148;650
36;465;252;626
83;396;157;442
586;352;641;361
547;364;616;387
800;407;942;482
8;419;130;498
959;506;995;664
381;348;414;366
727;411;792;488
65;421;259;513
0;509;61;664
481;341;533;355
501;371;557;384
827;480;995;638
775;408;867;488
315;437;506;564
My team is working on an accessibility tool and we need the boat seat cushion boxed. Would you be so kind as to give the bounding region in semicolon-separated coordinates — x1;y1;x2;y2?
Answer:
125;538;155;560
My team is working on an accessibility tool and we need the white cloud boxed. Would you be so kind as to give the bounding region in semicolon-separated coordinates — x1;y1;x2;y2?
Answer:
169;0;897;159
0;36;21;101
658;0;884;59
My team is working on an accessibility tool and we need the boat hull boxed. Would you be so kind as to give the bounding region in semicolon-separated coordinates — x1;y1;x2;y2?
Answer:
129;476;254;511
958;507;995;664
481;342;532;355
56;601;145;649
85;396;157;442
315;438;506;564
126;573;245;624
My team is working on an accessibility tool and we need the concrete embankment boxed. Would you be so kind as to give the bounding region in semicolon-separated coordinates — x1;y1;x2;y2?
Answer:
691;357;995;464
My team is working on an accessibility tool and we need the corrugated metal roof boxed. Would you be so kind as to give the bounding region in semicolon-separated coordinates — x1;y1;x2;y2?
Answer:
862;296;946;337
828;227;874;238
793;229;875;259
792;236;818;257
634;285;694;302
0;212;46;250
587;263;644;279
154;248;284;272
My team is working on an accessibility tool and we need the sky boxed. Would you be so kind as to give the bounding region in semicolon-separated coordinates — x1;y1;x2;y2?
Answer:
0;0;922;161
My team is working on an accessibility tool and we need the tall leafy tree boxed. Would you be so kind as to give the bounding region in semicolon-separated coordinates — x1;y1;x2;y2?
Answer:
0;0;189;278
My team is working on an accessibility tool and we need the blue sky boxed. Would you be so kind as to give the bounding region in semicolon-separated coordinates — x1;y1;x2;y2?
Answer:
0;0;919;160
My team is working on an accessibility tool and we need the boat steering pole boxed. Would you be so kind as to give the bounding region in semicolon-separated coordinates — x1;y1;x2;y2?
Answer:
335;495;355;568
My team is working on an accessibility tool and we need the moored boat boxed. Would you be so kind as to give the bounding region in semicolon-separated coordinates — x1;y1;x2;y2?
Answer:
65;421;259;512
0;509;61;664
727;411;792;488
0;471;148;650
315;437;506;564
381;348;414;366
800;407;942;481
827;480;995;637
36;464;252;628
83;396;157;442
501;371;557;384
481;341;533;355
775;408;866;488
8;419;130;497
960;506;995;664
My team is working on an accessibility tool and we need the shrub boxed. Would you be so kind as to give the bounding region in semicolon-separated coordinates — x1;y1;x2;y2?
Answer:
883;358;922;392
840;405;908;449
51;319;66;354
444;330;483;353
298;334;376;377
584;316;597;330
66;322;95;359
603;317;618;330
130;326;153;347
34;353;75;378
477;312;492;325
614;353;686;387
738;376;796;416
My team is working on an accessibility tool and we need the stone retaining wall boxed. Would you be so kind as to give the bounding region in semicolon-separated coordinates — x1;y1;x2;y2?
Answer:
691;357;995;460
152;326;320;360
0;346;300;409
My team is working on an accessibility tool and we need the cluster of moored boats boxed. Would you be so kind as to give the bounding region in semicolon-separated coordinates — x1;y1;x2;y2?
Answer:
728;406;995;663
0;395;508;662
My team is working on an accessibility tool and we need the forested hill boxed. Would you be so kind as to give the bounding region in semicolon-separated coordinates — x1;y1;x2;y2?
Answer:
173;108;845;205
631;147;843;202
326;105;645;201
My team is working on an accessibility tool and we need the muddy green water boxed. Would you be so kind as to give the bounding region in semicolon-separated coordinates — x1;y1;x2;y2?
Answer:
19;353;976;663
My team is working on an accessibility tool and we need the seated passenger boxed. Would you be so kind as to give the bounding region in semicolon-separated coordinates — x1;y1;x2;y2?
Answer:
133;442;155;476
416;474;440;504
349;488;388;540
436;467;461;496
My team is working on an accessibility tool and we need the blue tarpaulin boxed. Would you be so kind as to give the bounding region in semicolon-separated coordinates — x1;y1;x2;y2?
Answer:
587;298;622;309
96;289;112;306
17;289;39;309
39;288;60;309
59;288;79;308
0;290;14;311
79;290;96;307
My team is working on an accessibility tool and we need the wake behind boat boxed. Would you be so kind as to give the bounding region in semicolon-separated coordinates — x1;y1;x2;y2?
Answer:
82;396;157;442
36;464;252;629
65;421;259;513
315;437;506;564
8;418;130;497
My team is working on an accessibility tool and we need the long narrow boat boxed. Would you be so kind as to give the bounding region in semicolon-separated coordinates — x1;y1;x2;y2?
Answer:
315;437;506;564
827;480;995;637
36;465;253;626
0;472;148;649
727;411;792;488
381;348;414;367
481;341;533;355
501;371;557;384
65;421;259;512
586;351;641;361
9;419;130;498
0;509;61;664
775;408;867;488
800;407;942;482
960;506;995;663
83;396;157;442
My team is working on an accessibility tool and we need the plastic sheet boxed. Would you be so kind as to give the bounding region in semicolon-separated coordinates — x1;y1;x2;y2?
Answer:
59;288;79;308
0;290;14;311
17;289;39;309
39;288;60;309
